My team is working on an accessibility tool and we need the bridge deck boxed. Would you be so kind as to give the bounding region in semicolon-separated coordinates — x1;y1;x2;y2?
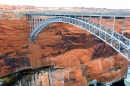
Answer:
25;12;130;18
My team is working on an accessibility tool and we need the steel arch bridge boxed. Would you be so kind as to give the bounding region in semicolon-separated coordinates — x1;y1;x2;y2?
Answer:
26;12;130;85
29;16;130;61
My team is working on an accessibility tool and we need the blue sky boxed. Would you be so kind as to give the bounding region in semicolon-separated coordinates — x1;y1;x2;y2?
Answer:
0;0;129;9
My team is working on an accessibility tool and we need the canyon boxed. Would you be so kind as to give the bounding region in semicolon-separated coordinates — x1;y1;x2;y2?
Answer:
0;4;130;86
0;17;129;86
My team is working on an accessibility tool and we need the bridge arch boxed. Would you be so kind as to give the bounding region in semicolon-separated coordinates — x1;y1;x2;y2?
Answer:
30;16;130;61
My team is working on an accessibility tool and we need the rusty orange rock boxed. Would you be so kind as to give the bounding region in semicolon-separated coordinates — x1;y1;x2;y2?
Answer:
0;17;129;86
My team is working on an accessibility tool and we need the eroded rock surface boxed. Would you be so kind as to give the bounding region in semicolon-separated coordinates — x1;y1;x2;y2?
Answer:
0;18;130;85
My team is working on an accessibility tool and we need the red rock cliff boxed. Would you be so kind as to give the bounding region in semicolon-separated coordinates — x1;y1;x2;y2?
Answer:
0;17;129;85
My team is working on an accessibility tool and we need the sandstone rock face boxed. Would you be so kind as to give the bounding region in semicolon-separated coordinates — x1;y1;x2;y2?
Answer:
0;18;130;86
0;19;30;75
0;4;38;10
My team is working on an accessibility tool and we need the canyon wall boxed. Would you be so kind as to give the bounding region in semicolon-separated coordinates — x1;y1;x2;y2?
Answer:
0;17;130;85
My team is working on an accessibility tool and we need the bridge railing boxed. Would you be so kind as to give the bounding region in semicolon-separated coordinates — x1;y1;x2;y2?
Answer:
30;16;130;61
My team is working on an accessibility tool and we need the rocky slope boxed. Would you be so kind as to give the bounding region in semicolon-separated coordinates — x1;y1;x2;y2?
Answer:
0;4;38;10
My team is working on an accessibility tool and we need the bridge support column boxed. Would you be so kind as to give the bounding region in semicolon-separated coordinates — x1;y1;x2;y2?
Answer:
110;17;112;29
32;16;34;30
26;14;29;21
111;16;116;45
27;14;33;32
31;15;33;32
122;17;126;36
90;16;92;23
38;16;40;23
34;16;36;27
75;15;76;19
113;16;116;31
82;15;84;21
99;16;102;37
88;16;92;31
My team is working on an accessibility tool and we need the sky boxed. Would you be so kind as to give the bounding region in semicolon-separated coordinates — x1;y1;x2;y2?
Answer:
0;0;130;9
